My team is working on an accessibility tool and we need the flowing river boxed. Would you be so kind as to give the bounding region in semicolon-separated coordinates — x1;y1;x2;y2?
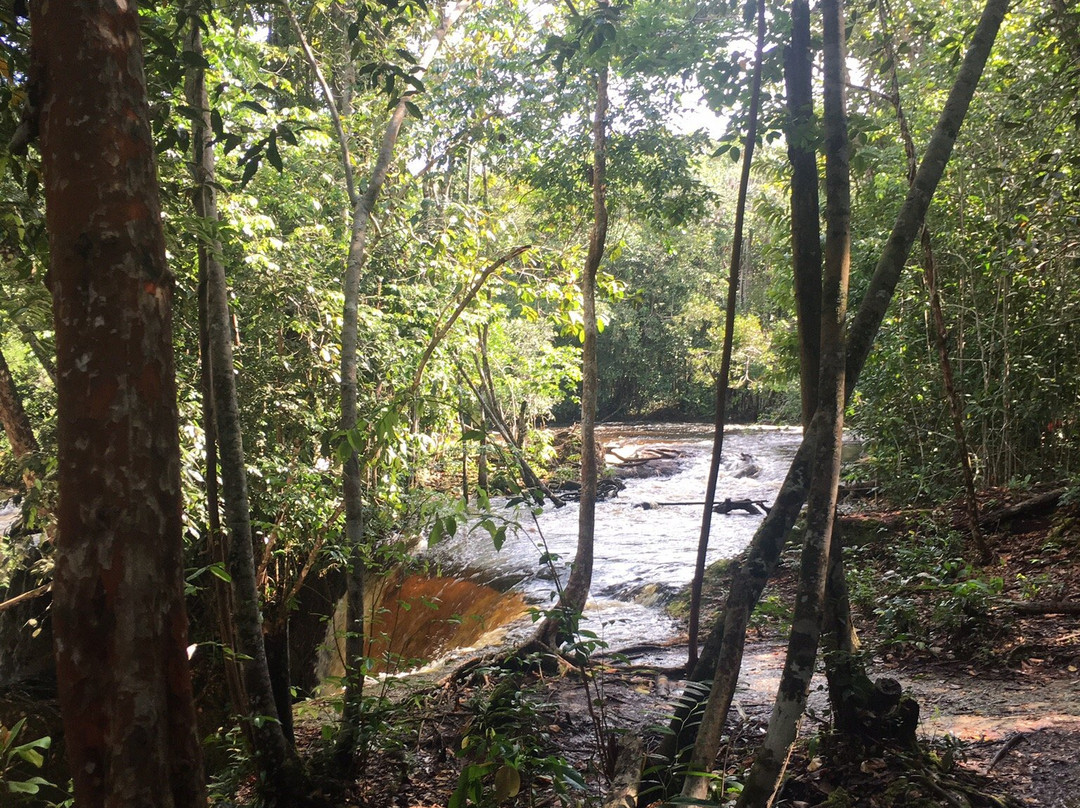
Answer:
423;424;802;653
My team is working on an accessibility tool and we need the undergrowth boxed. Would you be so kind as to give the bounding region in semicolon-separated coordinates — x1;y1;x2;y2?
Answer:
845;516;1008;661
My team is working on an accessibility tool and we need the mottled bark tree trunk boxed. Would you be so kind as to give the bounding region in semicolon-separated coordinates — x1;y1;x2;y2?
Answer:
665;0;1009;790
733;0;850;801
687;0;766;671
31;1;206;805
185;10;301;790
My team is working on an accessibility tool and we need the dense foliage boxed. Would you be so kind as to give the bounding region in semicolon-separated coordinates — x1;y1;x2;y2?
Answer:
0;0;1077;803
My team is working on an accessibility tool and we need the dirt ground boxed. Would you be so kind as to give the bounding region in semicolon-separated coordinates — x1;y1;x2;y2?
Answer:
333;491;1079;808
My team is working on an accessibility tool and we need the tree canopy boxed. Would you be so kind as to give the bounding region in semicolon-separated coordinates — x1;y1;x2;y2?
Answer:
0;0;1076;804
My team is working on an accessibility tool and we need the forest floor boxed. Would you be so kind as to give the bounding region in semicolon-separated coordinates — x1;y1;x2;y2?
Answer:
323;486;1080;808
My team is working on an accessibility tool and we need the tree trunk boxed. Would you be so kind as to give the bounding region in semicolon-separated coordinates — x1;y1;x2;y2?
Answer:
785;0;823;430
31;2;206;804
185;11;299;787
196;247;249;743
264;620;295;743
731;0;850;801
687;0;766;671
668;0;1009;788
318;2;469;766
532;56;608;649
0;345;38;460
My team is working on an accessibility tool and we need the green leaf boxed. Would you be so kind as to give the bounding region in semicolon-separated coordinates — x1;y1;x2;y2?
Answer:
15;748;43;767
428;518;446;547
7;778;47;794
404;101;422;120
2;717;28;753
266;138;283;172
180;50;212;69
494;764;521;801
276;124;297;146
240;157;260;187
238;99;268;115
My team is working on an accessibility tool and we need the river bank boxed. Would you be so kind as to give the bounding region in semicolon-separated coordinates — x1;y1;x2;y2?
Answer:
315;489;1079;808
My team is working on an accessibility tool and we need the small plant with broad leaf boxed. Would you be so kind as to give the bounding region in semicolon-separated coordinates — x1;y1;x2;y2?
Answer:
0;718;54;799
450;671;585;808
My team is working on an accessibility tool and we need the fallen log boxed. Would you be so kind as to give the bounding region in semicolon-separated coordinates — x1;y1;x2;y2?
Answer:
1005;600;1080;616
837;482;878;499
713;498;770;515
608;447;682;464
636;498;771;514
0;582;51;613
979;488;1066;529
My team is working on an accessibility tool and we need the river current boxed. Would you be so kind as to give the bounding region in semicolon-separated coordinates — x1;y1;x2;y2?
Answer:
424;424;802;651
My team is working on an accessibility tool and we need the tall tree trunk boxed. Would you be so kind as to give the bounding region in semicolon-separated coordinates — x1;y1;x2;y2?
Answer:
785;0;823;430
185;10;300;787
687;0;766;671
785;0;861;702
877;0;988;563
196;267;250;740
0;345;38;461
731;0;850;801
290;1;471;766
31;2;206;805
190;12;250;750
666;0;1009;788
535;59;608;647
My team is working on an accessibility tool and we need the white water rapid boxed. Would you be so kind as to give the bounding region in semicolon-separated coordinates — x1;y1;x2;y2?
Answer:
424;424;802;651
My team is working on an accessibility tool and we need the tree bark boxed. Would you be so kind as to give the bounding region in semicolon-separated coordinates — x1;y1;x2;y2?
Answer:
533;55;609;648
0;345;38;460
185;9;299;785
687;0;766;671
669;0;1009;788
785;0;823;430
31;2;206;804
731;0;850;801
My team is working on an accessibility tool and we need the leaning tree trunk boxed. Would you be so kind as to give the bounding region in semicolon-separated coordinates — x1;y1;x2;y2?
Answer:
187;5;251;745
687;0;766;671
31;2;206;805
731;0;850;802
532;56;609;649
666;0;1009;790
185;10;300;789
